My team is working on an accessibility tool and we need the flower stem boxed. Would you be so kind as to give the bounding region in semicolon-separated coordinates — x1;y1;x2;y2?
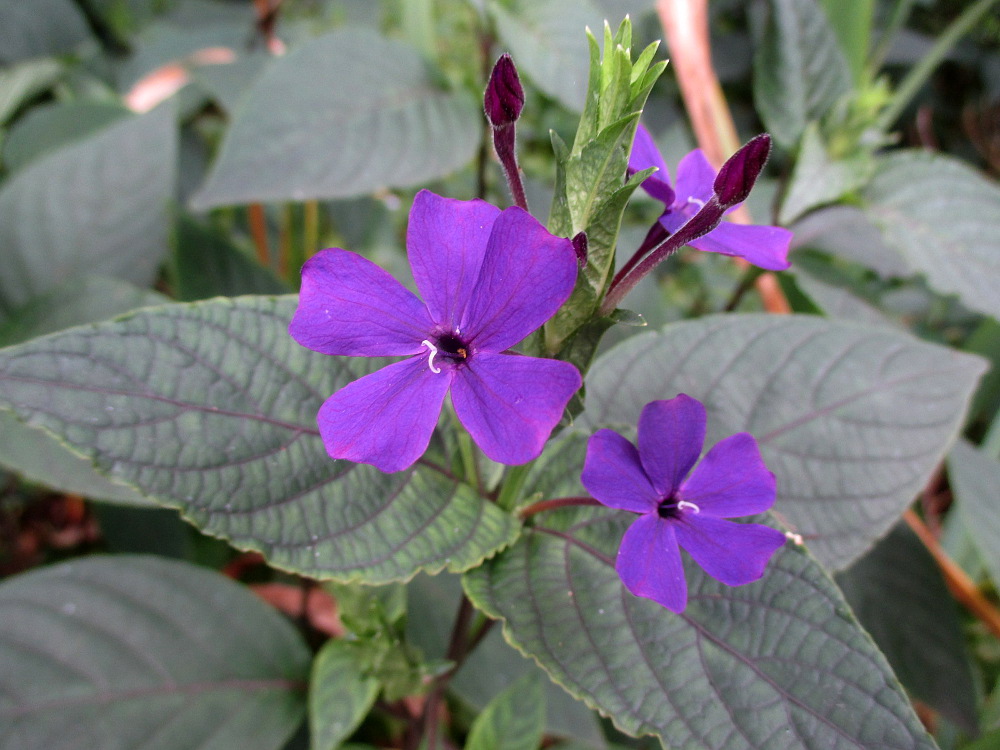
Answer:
494;126;529;210
495;463;529;510
904;509;1000;639
518;496;601;519
303;200;319;261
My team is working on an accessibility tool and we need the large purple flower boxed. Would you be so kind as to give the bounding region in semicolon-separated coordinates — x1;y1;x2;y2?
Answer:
581;395;786;612
629;124;792;271
289;189;582;473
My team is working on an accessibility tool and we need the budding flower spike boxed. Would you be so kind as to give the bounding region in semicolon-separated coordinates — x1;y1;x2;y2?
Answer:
628;124;792;271
289;190;582;473
581;395;786;612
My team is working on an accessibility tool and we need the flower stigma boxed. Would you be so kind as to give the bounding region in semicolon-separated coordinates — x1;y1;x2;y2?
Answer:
421;339;441;373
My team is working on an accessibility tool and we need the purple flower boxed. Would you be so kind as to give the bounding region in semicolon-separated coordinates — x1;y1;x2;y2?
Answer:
289;189;582;473
629;124;792;271
581;395;786;612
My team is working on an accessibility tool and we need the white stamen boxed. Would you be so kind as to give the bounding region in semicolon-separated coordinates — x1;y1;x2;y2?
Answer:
422;339;441;373
687;196;705;209
785;531;804;545
677;500;700;514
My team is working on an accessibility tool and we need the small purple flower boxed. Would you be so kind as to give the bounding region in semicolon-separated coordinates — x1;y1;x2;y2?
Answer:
629;124;792;271
289;189;582;473
581;395;786;612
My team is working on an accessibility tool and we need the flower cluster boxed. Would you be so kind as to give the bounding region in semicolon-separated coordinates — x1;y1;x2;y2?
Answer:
289;114;788;610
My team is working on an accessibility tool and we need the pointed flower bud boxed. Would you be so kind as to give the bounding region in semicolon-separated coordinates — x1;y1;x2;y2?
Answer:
571;231;588;267
484;53;524;128
713;133;772;208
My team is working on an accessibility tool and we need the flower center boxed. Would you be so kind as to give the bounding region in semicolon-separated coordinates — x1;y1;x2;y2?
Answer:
421;331;470;374
656;497;701;519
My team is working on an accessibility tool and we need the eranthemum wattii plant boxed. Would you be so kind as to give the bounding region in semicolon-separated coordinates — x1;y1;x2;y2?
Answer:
0;10;992;750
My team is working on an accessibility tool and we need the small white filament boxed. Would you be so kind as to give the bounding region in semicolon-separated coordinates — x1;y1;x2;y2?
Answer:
422;339;441;373
687;196;705;209
785;531;804;546
677;500;701;514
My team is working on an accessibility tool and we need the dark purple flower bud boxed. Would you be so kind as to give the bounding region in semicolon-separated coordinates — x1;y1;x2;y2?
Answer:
571;231;588;267
713;133;771;208
485;54;524;128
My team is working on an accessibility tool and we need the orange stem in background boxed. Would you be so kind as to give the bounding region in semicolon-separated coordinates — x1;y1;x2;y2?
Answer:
904;509;1000;639
656;0;789;315
248;203;270;266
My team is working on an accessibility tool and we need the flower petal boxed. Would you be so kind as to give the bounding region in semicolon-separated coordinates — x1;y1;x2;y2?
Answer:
628;124;675;206
463;207;577;352
406;190;501;329
678;433;776;518
290;249;433;357
616;513;687;612
451;352;580;465
317;356;452;473
674;515;786;587
581;429;660;514
673;149;716;206
636;396;706;497
688;221;792;271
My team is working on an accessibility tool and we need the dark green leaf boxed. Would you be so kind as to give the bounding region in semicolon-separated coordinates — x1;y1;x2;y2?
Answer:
0;0;90;62
752;0;853;150
190;54;271;114
465;673;545;750
190;29;479;208
488;0;605;112
0;296;519;582
464;505;936;749
0;58;62;125
948;439;1000;586
792;272;898;328
310;640;380;750
0;555;310;749
865;150;1000;321
170;214;288;301
0;276;166;506
582;315;986;569
0;275;167;348
790;205;909;279
836;524;978;733
3;101;130;173
0;103;177;312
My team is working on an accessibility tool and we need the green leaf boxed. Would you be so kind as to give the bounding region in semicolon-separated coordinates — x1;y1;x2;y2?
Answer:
465;674;545;750
2;100;130;172
948;439;1000;586
792;272;898;328
310;640;380;750
582;315;986;569
0;0;90;62
464;505;936;749
778;123;872;224
0;275;167;348
488;0;605;112
0;296;519;582
0;102;177;313
864;150;1000;321
836;524;978;733
752;0;853;150
790;205;909;279
190;29;479;208
0;275;166;506
0;57;62;125
0;555;310;749
816;0;872;84
170;214;288;301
